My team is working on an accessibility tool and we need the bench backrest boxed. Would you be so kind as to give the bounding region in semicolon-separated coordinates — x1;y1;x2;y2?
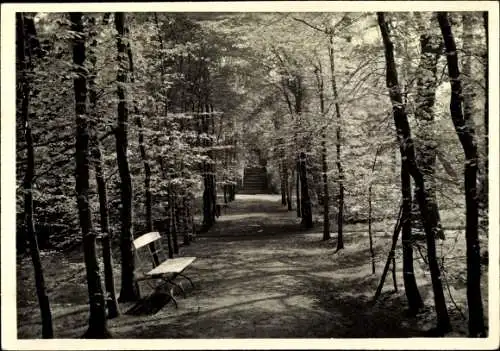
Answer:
133;231;161;250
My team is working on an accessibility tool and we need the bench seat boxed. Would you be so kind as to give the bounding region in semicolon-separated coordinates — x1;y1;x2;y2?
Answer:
146;256;196;276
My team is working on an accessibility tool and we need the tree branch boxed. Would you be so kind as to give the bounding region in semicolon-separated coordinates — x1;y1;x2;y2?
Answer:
291;16;327;34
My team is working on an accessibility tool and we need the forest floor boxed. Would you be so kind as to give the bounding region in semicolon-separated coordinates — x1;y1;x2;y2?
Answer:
16;194;488;338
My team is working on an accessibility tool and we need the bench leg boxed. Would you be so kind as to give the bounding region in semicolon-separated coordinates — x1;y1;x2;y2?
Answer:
162;277;186;298
169;287;178;309
154;280;179;308
177;273;194;288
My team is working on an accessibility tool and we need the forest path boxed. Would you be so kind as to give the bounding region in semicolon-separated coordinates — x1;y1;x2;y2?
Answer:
17;194;429;338
108;194;427;338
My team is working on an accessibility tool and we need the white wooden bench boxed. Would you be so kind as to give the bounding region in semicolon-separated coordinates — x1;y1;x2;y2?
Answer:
133;231;196;308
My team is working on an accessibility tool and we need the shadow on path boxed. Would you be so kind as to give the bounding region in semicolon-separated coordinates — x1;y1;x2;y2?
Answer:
17;194;431;338
106;195;426;338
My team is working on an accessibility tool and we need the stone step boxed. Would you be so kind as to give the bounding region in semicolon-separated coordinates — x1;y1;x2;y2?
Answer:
243;185;266;189
239;190;270;194
244;174;266;179
244;176;266;181
244;178;266;183
243;183;267;188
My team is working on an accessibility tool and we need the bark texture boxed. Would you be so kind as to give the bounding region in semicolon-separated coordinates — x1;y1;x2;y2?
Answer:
17;13;54;338
328;33;344;250
299;152;313;229
378;12;451;334
88;14;120;319
115;12;140;302
438;11;485;337
401;159;424;314
412;13;445;240
71;12;110;338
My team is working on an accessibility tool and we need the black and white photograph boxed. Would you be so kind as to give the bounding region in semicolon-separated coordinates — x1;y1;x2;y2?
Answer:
1;1;499;349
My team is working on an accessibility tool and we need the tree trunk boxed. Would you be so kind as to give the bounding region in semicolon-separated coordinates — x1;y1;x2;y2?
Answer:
321;135;330;240
183;198;191;245
165;211;174;259
278;76;298;214
299;152;313;228
201;103;215;231
171;190;179;254
329;33;344;250
378;12;451;334
481;12;488;230
114;12;140;302
137;114;158;264
87;14;120;320
153;12;169;114
368;184;374;273
70;12;110;338
368;147;381;274
182;197;190;245
17;13;54;338
374;205;403;301
285;165;292;211
438;11;485;337
209;104;218;223
401;159;424;314
124;32;160;267
314;62;330;240
280;158;286;205
91;142;120;319
412;13;445;240
295;162;301;217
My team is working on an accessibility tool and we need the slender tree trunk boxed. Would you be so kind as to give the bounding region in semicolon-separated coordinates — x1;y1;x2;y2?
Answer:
413;13;445;240
401;159;424;314
299;152;313;228
70;12;110;338
88;14;120;320
391;255;398;292
136;114;158;264
171;190;179;254
182;197;190;245
201;103;215;230
374;205;403;301
285;165;292;211
329;33;344;250
278;77;297;213
280;169;286;205
321;135;330;239
153;12;169;114
291;72;305;219
209;103;218;223
125;32;160;267
165;212;174;259
280;154;286;205
368;185;374;273
91;143;120;319
295;162;301;217
368;147;381;274
314;63;330;240
481;12;489;229
114;12;140;302
280;75;300;216
17;13;54;338
378;12;451;334
438;12;485;337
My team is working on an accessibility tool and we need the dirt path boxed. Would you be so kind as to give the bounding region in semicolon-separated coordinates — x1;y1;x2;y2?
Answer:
18;194;432;338
111;195;426;338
